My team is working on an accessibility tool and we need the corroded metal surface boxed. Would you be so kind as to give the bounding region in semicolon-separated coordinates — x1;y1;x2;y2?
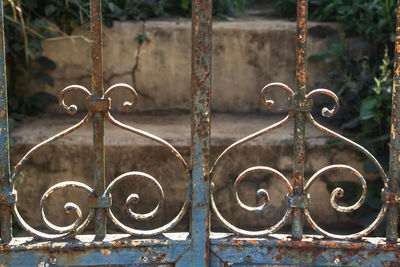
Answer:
292;0;308;240
8;83;190;240
0;233;190;266
387;0;400;244
210;82;390;240
190;0;212;266
0;0;400;265
90;0;107;240
210;234;400;266
0;0;12;243
208;0;393;243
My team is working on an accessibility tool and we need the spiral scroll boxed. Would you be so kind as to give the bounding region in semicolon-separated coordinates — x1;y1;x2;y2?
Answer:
210;83;296;236
13;181;95;240
211;82;390;239
10;85;95;239
11;83;190;239
301;90;389;239
103;84;190;235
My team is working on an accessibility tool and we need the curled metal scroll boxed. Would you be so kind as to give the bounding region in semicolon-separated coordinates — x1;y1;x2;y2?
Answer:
104;83;139;112
212;82;389;239
59;85;91;115
305;165;367;214
105;172;164;222
13;181;95;240
211;166;293;236
303;90;389;239
210;83;295;236
11;85;94;239
12;83;189;239
103;84;190;236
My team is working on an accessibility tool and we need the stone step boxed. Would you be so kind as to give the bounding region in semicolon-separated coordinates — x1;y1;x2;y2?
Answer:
16;19;337;114
10;113;377;235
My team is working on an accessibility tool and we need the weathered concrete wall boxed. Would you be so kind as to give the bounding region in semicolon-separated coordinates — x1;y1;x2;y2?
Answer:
19;19;336;114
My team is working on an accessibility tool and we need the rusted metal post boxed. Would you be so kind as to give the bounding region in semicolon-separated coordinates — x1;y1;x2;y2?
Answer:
291;0;308;240
387;0;400;244
190;0;212;265
90;0;106;240
0;0;12;243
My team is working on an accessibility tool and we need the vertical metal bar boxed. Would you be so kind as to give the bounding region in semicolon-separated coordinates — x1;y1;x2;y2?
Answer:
387;0;400;244
90;0;106;240
0;0;12;243
190;0;212;265
292;0;308;240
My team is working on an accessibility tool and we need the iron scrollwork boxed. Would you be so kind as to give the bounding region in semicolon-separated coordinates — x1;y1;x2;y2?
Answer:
11;83;190;240
210;82;389;240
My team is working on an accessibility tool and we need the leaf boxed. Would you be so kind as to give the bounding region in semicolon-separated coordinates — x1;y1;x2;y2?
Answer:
36;57;57;70
28;92;58;111
181;0;189;10
44;5;57;16
349;41;369;50
30;18;48;28
359;97;376;120
33;71;54;86
308;54;325;62
108;2;123;17
28;39;42;51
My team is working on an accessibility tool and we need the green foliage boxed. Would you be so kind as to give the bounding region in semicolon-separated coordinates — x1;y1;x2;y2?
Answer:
4;1;60;120
38;0;249;29
269;0;397;45
102;0;249;25
267;0;296;19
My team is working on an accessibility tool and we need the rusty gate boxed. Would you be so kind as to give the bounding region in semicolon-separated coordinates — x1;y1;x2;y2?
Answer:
1;0;400;266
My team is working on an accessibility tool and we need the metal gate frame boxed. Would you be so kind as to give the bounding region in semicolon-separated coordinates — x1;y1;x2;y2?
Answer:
0;0;400;266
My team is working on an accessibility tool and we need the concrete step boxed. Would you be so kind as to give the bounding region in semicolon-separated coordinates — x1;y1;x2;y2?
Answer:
10;113;377;235
16;19;337;114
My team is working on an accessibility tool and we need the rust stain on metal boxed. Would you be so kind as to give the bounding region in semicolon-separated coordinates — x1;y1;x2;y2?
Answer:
100;249;110;256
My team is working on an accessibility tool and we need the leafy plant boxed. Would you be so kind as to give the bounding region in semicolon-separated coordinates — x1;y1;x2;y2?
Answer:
4;0;60;122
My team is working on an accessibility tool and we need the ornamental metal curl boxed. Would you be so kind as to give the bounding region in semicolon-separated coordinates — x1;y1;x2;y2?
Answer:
10;85;95;240
210;83;295;236
103;85;190;235
11;83;190;239
59;85;92;115
304;165;367;213
211;166;292;236
105;171;184;236
303;98;389;239
13;181;95;240
211;82;389;240
105;171;164;221
104;83;139;112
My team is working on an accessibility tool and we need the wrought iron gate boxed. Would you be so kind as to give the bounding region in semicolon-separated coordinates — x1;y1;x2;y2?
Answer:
0;0;400;266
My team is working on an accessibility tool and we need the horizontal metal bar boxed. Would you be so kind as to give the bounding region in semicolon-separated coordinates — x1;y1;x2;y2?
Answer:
2;233;399;266
0;234;190;266
210;233;400;266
